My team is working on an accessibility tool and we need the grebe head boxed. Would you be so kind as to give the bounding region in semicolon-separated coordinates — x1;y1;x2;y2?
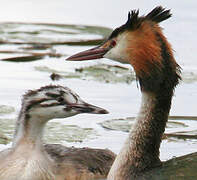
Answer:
21;85;108;121
67;6;181;91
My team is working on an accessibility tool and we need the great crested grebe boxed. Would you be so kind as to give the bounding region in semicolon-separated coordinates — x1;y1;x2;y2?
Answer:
0;85;115;180
67;6;197;179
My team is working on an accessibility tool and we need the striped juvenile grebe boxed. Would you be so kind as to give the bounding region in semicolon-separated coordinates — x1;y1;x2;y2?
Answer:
0;85;115;180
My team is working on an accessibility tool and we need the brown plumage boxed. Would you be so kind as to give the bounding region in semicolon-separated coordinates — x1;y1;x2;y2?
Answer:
45;144;115;180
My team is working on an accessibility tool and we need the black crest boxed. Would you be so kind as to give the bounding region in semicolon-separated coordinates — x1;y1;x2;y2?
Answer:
109;6;172;39
145;6;172;23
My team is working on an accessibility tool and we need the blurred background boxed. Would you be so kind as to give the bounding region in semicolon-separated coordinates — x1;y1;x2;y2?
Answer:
0;0;197;161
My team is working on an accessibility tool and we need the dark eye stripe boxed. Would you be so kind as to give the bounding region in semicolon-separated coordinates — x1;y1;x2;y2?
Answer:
26;98;49;111
71;92;79;103
45;92;61;98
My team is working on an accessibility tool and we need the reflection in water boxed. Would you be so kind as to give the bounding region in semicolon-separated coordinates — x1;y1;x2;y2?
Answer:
0;22;112;61
100;116;197;140
0;118;98;145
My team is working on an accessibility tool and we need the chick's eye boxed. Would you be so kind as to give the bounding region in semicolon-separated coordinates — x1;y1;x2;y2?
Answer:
111;40;116;47
57;97;64;102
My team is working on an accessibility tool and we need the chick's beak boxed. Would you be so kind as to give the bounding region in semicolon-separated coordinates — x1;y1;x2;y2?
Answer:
66;41;112;61
67;103;109;114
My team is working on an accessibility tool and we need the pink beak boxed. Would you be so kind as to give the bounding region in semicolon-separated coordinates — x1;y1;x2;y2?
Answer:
66;46;109;61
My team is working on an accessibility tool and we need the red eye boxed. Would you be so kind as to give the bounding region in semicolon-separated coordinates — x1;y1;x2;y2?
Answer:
111;40;116;47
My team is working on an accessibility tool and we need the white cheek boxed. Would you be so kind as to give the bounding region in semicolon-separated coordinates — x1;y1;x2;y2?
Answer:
104;33;131;64
29;106;77;120
104;46;128;64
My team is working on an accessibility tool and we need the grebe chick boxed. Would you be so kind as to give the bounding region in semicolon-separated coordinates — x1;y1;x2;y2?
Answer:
0;85;115;180
67;6;197;179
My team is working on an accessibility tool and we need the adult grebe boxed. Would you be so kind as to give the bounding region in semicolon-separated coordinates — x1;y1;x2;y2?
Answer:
67;6;197;179
0;85;115;180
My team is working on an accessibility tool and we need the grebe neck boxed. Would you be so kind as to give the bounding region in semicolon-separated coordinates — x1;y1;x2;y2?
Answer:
13;112;46;150
108;88;173;179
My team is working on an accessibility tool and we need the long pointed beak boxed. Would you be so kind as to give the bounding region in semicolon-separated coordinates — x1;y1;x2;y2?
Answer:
67;103;109;114
66;45;110;61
